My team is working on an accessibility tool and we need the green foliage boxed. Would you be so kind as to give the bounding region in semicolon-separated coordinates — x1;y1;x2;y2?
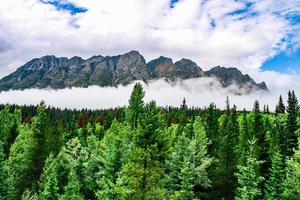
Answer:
235;139;264;200
282;140;300;199
0;106;21;156
126;82;145;129
286;91;299;157
59;169;84;200
118;101;167;199
166;116;212;199
96;121;131;199
0;86;299;200
0;141;7;200
6;124;37;200
265;150;284;200
275;95;285;114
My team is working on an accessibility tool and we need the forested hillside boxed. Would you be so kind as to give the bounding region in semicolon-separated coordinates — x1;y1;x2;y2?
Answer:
0;83;299;200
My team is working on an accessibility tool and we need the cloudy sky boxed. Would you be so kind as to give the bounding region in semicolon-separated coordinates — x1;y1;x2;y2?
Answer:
0;0;300;109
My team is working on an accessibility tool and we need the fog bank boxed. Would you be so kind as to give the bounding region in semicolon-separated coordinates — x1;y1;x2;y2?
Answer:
0;78;299;111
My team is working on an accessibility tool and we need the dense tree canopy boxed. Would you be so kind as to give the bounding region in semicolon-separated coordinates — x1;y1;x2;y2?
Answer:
0;84;299;200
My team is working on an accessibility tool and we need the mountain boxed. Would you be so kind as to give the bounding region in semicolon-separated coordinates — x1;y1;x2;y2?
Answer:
0;50;268;92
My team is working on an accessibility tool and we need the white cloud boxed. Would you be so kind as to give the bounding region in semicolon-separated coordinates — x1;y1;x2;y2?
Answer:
0;0;300;104
0;78;299;111
0;0;299;78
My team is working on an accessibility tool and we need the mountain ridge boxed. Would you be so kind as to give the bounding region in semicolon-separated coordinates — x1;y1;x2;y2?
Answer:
0;50;268;92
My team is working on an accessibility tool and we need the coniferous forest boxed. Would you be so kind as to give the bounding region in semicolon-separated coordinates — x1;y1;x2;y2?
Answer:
0;83;299;200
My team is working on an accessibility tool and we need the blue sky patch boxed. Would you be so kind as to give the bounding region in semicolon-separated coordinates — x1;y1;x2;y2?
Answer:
170;0;180;8
262;49;300;74
41;0;87;15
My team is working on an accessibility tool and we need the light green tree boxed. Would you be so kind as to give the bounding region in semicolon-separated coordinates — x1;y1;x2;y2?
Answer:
282;140;300;199
235;139;264;200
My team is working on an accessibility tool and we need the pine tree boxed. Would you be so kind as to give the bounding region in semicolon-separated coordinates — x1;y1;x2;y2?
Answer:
96;121;131;199
282;140;300;199
0;106;21;156
237;110;249;165
166;116;212;199
235;139;264;200
126;82;145;129
275;113;288;162
0;141;7;200
59;169;84;200
252;101;265;153
265;150;284;200
37;138;84;200
213;104;239;200
30;101;52;184
119;101;167;199
205;103;219;156
6;125;37;200
180;98;187;110
286;91;299;157
275;95;285;114
37;154;60;200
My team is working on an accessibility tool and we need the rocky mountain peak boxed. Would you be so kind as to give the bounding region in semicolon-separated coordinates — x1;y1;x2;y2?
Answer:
205;66;267;91
0;51;268;92
147;56;175;77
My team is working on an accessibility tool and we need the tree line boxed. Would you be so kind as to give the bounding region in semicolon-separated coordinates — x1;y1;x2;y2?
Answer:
0;83;299;200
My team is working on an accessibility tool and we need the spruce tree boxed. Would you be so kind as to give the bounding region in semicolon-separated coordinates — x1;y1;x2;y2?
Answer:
282;140;300;199
119;101;167;199
0;141;7;200
237;110;249;165
180;98;187;110
205;103;219;156
275;113;288;161
59;169;84;200
0;106;21;156
235;139;264;200
275;95;285;114
213;104;238;200
286;90;299;157
30;101;52;184
37;138;84;200
265;150;284;200
166;116;212;199
126;82;145;129
38;154;60;200
6;125;37;200
96;121;131;199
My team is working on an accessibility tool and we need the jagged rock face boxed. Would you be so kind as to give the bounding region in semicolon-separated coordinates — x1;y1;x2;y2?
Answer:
171;59;205;79
205;66;267;91
0;51;268;92
114;51;150;84
147;56;175;78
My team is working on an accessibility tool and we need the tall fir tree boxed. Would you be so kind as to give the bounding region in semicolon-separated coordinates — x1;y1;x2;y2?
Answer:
275;95;285;114
0;141;7;200
96;121;131;199
0;106;21;156
59;169;84;200
36;138;84;200
235;139;264;200
212;103;239;200
265;150;284;200
119;101;167;199
166;117;212;199
237;110;249;165
6;124;37;200
205;103;219;156
282;139;300;199
285;90;299;157
126;82;145;129
251;101;268;191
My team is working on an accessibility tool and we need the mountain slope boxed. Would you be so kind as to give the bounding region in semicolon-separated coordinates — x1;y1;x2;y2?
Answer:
0;51;268;92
